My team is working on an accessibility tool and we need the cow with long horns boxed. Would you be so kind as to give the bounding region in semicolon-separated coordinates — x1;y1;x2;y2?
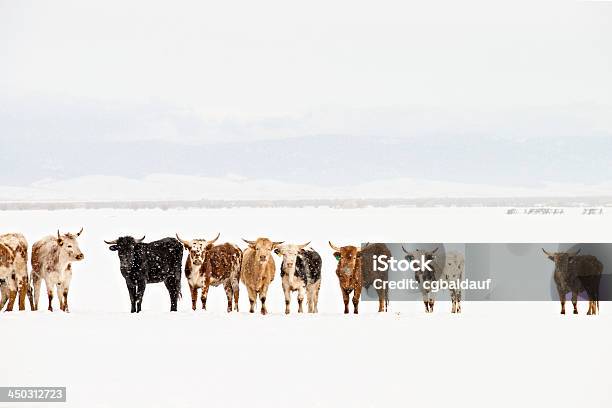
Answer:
543;248;603;315
176;233;242;312
240;237;283;314
31;228;84;312
273;242;322;314
105;236;183;312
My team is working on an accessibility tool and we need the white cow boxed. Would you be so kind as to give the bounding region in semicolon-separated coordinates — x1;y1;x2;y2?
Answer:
31;229;85;312
274;242;322;314
440;251;465;313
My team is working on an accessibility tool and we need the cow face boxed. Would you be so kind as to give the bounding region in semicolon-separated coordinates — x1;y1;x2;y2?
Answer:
274;242;310;270
57;229;85;262
176;233;220;266
329;242;360;275
105;236;145;272
402;247;438;281
244;238;283;265
542;248;581;268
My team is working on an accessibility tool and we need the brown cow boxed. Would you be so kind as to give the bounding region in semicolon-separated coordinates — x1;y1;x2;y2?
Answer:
240;237;283;315
177;233;242;312
0;233;32;311
329;241;363;314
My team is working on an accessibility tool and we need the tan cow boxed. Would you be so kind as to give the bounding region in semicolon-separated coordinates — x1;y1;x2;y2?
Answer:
176;233;242;312
31;229;85;312
240;237;283;315
0;233;31;311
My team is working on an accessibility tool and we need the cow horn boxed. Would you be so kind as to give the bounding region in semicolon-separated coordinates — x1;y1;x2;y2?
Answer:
57;230;61;239
175;234;189;246
542;248;552;256
75;227;83;237
135;236;145;243
242;238;256;245
104;239;118;245
208;232;220;244
272;241;284;247
401;245;410;254
569;248;581;257
298;241;311;249
329;241;341;251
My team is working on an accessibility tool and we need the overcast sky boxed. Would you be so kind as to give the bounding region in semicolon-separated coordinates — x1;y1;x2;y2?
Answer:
1;1;611;195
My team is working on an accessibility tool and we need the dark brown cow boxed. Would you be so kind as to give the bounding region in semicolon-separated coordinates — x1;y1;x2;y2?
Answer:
543;248;603;315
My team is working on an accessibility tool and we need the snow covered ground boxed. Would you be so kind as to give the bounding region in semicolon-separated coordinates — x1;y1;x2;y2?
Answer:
1;207;611;407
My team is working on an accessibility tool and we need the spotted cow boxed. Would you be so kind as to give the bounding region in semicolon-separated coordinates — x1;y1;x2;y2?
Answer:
0;233;32;311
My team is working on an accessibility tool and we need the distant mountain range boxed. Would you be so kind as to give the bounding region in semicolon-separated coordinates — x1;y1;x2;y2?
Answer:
2;134;612;190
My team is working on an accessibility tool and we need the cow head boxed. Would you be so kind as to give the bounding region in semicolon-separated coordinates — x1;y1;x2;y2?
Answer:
243;238;283;265
57;228;85;261
176;233;220;265
329;241;360;275
104;236;145;272
274;241;310;272
542;248;581;267
402;246;438;280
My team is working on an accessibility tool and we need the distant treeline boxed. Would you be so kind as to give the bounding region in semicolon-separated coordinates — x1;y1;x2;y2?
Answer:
1;197;612;210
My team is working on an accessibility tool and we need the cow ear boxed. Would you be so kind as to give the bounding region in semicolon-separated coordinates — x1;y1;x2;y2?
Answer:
205;243;214;250
57;238;64;246
356;251;362;258
274;248;281;255
109;245;118;251
333;252;341;261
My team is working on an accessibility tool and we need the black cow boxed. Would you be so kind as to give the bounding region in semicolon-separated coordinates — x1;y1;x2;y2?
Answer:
105;236;183;312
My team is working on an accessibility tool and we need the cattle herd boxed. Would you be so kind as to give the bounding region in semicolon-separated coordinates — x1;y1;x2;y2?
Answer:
0;230;604;315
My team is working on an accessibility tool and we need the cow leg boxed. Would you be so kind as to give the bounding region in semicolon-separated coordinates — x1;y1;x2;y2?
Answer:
189;285;198;310
353;285;362;314
429;299;435;312
283;284;291;314
32;275;42;311
571;291;578;314
135;281;146;313
306;284;315;313
231;279;240;312
18;276;28;311
47;289;54;312
376;287;385;312
0;286;8;310
201;284;210;310
62;288;70;313
126;282;137;313
6;288;17;312
260;285;269;315
342;288;350;314
57;284;65;311
224;283;233;313
423;300;430;313
314;282;320;313
247;287;257;313
164;279;179;312
297;286;306;314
